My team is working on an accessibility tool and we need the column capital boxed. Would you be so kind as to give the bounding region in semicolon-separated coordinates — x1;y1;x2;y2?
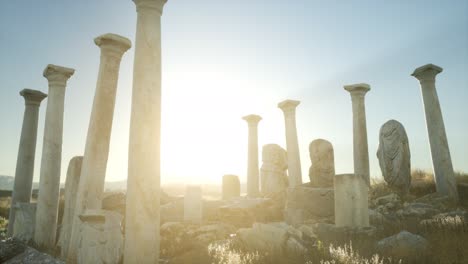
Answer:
344;83;370;98
133;0;167;15
43;64;75;87
20;89;47;106
278;99;300;115
411;63;443;82
95;33;132;59
242;114;262;126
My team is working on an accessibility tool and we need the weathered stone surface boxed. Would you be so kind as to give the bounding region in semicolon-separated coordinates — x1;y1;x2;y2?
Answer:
311;223;376;244
412;64;458;201
8;89;47;236
35;64;75;250
160;222;236;258
1;238;63;264
57;156;82;258
334;174;369;227
101;191;126;215
237;223;288;254
124;0;167;263
222;175;240;200
344;83;371;185
243;115;262;197
376;231;428;261
261;144;288;195
12;203;36;243
77;210;123;264
184;186;203;223
285;183;334;226
278;100;302;187
308;139;334;187
377;120;411;194
68;33;131;263
218;194;285;227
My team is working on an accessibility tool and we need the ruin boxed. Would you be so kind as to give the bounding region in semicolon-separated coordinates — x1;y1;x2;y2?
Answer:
8;89;47;236
34;64;75;250
242;114;262;197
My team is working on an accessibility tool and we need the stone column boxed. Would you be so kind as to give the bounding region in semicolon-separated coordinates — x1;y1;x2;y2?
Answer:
242;114;262;197
7;89;47;236
334;174;369;227
34;64;74;250
125;0;167;263
59;156;83;259
184;185;203;223
278;99;302;187
344;84;371;185
67;34;131;262
412;64;458;201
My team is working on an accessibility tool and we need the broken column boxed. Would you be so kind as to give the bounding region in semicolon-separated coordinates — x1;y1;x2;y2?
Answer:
8;89;47;236
242;114;262;197
184;186;202;223
344;84;371;185
34;64;75;250
58;156;83;259
278;99;302;187
77;210;124;264
124;0;168;263
67;33;131;262
334;173;369;227
222;175;240;200
412;64;458;201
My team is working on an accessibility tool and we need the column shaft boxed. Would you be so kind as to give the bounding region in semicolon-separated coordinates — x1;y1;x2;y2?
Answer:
413;64;458;200
345;84;371;186
247;125;259;196
67;34;130;263
125;1;167;263
284;113;302;186
8;90;46;236
34;65;74;250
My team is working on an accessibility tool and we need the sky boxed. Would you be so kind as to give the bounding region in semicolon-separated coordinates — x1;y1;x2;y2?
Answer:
0;0;467;185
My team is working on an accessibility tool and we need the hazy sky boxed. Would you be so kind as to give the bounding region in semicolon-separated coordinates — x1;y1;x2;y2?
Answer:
0;1;467;185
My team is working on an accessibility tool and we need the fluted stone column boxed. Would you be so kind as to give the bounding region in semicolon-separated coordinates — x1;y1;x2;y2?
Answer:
7;89;47;236
125;0;167;263
278;99;302;187
412;64;458;201
58;156;82;259
344;84;371;186
34;64;74;250
67;34;131;262
242;114;261;197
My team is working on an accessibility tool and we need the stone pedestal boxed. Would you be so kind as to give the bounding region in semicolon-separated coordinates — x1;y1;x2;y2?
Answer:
278;100;302;187
222;175;240;200
67;33;131;262
12;203;36;242
58;156;83;259
34;64;75;250
8;89;47;236
285;184;334;226
242;114;261;197
308;139;335;187
184;186;202;223
344;84;371;185
124;1;167;263
334;174;369;227
77;210;124;264
412;64;458;201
